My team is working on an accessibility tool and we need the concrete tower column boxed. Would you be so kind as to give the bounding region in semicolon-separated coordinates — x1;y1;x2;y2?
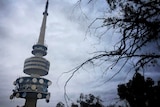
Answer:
25;98;37;107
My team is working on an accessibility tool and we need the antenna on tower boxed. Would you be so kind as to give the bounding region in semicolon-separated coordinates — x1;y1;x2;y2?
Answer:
36;0;49;45
43;0;49;15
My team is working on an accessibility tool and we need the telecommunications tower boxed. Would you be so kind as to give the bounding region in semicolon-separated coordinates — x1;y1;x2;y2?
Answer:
10;0;52;107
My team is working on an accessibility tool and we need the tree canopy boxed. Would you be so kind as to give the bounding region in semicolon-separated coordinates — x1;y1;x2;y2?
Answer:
65;0;160;82
118;72;160;107
64;0;160;105
74;0;160;73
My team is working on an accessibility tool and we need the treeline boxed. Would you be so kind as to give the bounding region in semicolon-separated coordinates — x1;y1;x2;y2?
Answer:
56;73;160;107
118;72;160;107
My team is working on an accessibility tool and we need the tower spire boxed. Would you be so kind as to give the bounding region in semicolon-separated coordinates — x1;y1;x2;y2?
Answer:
44;0;49;15
37;0;49;45
32;0;49;57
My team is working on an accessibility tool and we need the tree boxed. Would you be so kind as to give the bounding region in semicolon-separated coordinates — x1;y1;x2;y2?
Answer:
56;102;65;107
117;72;160;107
76;93;104;107
65;0;160;85
64;0;160;105
71;103;78;107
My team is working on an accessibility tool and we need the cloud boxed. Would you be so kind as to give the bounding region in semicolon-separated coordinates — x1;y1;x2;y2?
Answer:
1;0;159;107
0;0;104;106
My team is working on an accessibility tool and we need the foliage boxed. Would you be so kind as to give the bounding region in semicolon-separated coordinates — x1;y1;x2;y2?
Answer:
64;0;160;105
57;93;104;107
102;0;160;71
73;0;160;74
117;72;160;107
56;102;65;107
76;93;104;107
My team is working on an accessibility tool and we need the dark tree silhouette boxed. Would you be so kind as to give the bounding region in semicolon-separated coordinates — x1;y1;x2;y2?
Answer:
71;103;78;107
117;72;160;107
56;102;65;107
64;0;160;87
64;0;160;105
71;0;160;75
76;93;104;107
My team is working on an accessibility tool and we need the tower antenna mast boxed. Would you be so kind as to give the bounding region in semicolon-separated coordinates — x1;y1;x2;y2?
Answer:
38;0;49;45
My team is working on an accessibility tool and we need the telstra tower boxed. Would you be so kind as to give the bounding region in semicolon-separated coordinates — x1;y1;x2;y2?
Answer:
10;0;52;107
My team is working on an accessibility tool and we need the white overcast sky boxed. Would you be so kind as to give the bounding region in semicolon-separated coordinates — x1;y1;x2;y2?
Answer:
0;0;160;107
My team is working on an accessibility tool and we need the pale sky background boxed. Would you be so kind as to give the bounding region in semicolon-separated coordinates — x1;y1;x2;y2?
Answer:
0;0;160;107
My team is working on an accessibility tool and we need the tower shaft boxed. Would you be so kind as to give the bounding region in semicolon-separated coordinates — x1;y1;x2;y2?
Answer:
38;14;47;45
25;98;37;107
38;0;49;45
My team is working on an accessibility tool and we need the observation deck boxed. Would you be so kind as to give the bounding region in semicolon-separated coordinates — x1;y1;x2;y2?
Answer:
24;56;50;76
11;77;51;101
32;44;47;56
